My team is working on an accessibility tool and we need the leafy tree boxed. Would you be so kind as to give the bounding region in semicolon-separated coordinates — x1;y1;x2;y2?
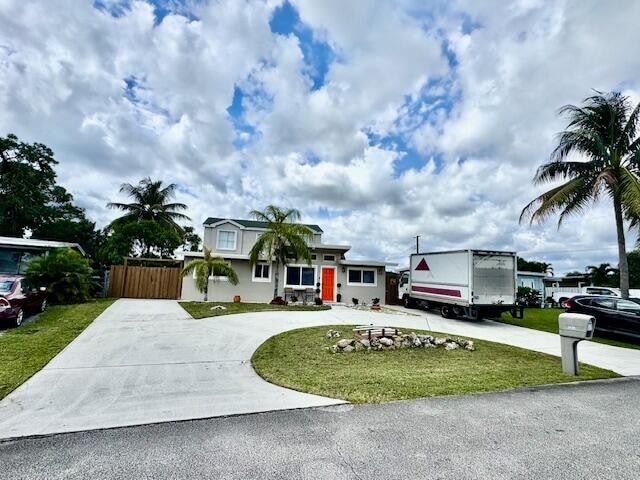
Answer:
586;263;618;286
26;248;93;304
565;271;586;277
107;177;190;231
248;205;313;299
181;247;239;301
98;220;183;264
521;92;640;299
627;250;640;287
0;134;95;245
517;258;553;274
182;226;202;252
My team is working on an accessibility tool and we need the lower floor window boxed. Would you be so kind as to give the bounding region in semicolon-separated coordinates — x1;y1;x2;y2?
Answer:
253;263;270;281
286;265;315;286
348;268;376;285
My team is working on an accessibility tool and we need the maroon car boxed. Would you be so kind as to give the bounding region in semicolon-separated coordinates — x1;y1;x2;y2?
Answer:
0;275;47;327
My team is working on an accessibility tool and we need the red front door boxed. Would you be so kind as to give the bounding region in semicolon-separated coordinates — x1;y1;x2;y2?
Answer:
321;267;335;301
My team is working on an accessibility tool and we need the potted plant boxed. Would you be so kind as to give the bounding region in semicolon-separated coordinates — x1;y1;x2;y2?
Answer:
336;283;342;302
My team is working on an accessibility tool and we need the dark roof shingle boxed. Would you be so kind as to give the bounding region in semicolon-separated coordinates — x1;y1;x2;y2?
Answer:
203;217;323;233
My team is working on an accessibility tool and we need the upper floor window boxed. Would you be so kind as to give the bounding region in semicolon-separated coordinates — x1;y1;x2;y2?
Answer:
323;255;335;262
217;230;237;250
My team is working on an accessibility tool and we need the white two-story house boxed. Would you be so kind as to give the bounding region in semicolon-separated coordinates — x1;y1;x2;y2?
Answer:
181;217;388;304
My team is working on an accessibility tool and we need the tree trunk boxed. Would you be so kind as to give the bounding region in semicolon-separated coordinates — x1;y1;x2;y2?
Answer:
614;196;630;299
273;262;280;299
204;267;209;302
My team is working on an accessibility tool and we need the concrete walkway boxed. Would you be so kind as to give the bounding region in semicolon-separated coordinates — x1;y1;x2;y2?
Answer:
1;299;640;439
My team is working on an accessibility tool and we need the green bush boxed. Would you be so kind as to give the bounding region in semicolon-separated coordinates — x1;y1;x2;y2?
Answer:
26;248;93;304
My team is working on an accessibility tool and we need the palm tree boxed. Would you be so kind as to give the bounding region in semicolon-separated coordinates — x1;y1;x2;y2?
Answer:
181;247;239;301
521;92;640;299
586;263;618;286
541;262;554;276
248;206;313;299
107;177;190;231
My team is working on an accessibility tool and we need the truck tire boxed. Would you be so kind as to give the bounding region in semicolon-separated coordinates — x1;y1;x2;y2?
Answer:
440;305;456;319
558;297;569;308
403;295;415;309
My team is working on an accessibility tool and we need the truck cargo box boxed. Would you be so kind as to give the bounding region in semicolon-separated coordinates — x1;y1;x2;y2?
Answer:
401;249;518;319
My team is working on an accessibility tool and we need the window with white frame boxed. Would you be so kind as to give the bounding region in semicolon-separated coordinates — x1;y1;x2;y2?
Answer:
252;263;271;282
217;230;237;250
347;268;377;286
191;260;232;282
323;254;335;262
285;265;316;287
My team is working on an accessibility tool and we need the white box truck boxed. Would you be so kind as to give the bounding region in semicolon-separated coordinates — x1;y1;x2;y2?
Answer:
397;249;522;320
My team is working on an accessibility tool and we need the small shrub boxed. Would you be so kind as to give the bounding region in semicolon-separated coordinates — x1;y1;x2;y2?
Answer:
270;296;287;305
314;297;323;306
26;248;93;304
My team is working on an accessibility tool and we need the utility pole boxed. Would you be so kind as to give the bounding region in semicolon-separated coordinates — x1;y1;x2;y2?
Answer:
414;235;420;254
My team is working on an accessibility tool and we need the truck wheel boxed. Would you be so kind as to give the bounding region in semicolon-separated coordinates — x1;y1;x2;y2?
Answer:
441;305;456;319
403;296;415;309
559;297;569;308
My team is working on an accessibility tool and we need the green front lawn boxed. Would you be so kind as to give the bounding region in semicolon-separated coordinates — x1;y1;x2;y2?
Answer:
251;325;618;404
0;299;115;400
180;301;331;319
497;308;640;350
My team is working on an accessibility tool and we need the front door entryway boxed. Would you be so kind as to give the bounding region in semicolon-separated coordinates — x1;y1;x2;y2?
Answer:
321;267;335;301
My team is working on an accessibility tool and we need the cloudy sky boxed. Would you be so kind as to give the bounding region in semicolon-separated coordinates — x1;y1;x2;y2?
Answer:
1;0;639;273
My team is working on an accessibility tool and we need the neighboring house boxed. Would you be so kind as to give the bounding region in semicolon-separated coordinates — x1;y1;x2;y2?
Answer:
0;236;86;274
181;217;388;303
516;271;546;292
543;273;591;300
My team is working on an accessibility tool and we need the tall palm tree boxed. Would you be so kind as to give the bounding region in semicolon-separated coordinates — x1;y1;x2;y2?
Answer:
181;247;239;301
521;92;640;299
107;177;190;231
586;263;618;286
541;262;554;276
248;205;313;299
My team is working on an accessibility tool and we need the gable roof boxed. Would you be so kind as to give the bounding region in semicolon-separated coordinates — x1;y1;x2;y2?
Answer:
203;217;323;233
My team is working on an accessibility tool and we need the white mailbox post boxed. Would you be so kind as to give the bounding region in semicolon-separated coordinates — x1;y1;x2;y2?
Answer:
558;312;596;375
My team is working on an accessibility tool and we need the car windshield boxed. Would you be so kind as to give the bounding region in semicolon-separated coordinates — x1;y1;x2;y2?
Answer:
0;280;14;293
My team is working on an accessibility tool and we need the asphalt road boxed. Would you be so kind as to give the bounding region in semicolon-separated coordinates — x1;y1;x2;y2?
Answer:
2;377;639;480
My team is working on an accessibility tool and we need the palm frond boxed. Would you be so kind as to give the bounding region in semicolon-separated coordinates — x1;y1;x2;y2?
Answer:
520;177;593;225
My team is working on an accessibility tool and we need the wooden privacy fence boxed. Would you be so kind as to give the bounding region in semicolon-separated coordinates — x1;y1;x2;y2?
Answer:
108;265;183;299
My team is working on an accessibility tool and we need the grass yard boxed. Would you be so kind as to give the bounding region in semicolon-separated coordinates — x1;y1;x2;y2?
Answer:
251;324;618;404
497;308;640;350
0;299;115;400
180;301;331;319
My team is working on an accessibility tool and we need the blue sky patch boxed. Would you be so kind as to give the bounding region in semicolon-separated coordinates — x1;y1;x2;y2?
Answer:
269;1;336;90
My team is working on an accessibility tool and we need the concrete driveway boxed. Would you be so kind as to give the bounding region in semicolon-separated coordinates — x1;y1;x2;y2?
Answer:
1;299;640;440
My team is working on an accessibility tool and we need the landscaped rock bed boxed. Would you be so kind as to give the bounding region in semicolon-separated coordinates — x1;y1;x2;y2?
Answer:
328;330;475;353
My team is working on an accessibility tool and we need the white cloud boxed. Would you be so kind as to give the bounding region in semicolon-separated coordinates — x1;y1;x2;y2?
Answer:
0;0;638;275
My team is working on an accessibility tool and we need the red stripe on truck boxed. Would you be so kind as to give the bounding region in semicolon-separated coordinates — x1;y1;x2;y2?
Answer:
411;285;462;297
